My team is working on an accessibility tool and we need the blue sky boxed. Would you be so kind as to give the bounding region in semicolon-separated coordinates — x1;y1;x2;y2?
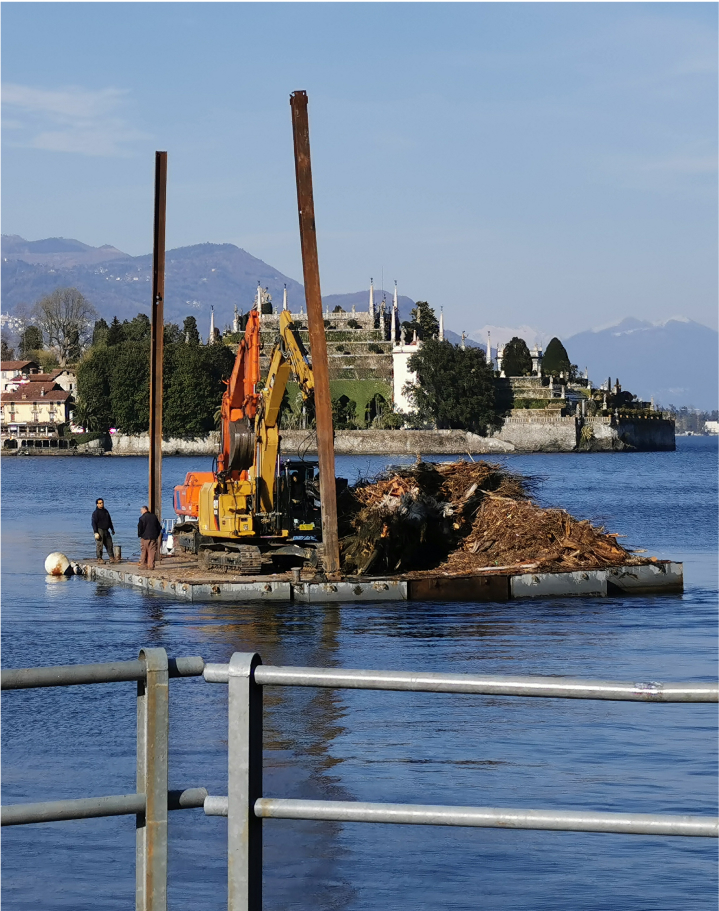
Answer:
2;2;717;338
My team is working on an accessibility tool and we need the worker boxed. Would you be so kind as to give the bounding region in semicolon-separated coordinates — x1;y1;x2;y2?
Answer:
92;498;116;562
137;506;162;570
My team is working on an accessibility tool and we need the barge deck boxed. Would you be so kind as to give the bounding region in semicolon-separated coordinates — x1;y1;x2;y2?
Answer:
79;556;683;603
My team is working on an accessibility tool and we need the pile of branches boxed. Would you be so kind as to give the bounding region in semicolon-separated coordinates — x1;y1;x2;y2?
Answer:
338;458;647;576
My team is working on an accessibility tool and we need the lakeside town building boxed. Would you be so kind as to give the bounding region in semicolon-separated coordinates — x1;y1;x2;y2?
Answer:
0;361;77;449
1;359;41;390
1;380;74;445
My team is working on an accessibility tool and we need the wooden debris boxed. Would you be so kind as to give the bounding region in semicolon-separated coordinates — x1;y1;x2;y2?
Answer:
338;458;649;576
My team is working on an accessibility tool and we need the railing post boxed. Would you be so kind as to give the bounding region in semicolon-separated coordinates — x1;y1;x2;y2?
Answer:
136;648;169;911
228;652;263;911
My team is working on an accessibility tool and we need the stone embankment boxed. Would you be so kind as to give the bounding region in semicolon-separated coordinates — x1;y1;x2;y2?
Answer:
55;414;673;456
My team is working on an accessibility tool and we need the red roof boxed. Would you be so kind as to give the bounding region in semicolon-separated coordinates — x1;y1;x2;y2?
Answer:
2;382;72;403
10;372;61;384
1;360;39;372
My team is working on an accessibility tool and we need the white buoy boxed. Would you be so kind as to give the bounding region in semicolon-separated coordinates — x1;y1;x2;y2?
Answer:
45;552;71;576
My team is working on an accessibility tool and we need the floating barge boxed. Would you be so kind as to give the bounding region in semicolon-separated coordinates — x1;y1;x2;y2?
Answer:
79;556;683;603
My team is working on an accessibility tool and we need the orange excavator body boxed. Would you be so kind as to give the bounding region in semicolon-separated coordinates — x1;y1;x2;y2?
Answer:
173;308;261;520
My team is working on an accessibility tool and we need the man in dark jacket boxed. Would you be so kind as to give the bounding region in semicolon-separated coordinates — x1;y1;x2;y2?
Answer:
91;498;116;562
138;506;162;570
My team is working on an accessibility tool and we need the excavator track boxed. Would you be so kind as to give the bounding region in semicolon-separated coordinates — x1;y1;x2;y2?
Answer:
198;545;263;575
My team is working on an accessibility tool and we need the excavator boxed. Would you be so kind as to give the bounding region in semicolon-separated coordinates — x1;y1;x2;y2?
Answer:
173;307;326;574
173;306;261;523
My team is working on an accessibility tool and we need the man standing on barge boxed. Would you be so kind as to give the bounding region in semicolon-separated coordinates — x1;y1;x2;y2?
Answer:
137;505;162;570
92;498;116;562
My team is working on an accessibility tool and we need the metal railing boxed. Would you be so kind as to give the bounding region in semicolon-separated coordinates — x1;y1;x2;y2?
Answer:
2;651;718;911
1;650;207;911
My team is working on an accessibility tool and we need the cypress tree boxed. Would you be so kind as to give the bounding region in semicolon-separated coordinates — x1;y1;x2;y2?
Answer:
501;337;532;376
542;337;572;377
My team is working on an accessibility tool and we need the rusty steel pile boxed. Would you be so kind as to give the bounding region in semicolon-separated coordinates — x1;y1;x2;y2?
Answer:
338;459;650;577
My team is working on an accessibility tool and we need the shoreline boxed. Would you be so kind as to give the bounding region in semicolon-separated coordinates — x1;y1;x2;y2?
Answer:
2;420;677;456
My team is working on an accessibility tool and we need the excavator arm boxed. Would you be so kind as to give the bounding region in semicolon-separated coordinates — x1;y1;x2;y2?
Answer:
254;310;315;513
173;306;261;520
218;306;261;475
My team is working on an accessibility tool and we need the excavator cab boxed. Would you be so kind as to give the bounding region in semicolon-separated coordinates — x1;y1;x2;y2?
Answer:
276;459;322;537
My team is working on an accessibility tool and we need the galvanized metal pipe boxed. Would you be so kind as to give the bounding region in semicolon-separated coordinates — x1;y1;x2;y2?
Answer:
136;647;169;911
202;664;718;703
167;788;209;811
204;795;230;816
2;660;147;689
2;656;204;690
2;789;208;827
227;652;263;911
252;798;718;838
2;793;146;826
167;656;205;678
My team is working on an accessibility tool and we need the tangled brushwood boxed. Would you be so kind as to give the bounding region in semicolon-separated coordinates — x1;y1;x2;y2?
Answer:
338;459;649;576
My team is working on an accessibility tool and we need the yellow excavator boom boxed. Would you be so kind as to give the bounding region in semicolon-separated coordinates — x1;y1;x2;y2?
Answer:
255;310;315;513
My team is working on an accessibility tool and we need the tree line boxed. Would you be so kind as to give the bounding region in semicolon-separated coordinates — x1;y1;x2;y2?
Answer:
0;286;233;437
76;313;234;437
3;286;584;438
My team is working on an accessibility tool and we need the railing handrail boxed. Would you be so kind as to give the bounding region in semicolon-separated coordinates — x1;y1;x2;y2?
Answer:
202;662;719;703
2;788;207;827
1;656;205;689
201;796;718;839
5;657;715;702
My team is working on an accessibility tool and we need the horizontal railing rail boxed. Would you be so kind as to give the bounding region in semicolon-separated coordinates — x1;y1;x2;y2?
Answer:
2;788;208;826
2;650;208;911
1;655;205;690
201;796;717;839
203;662;719;701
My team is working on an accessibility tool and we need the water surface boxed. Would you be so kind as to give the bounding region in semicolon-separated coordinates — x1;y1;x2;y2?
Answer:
2;437;717;910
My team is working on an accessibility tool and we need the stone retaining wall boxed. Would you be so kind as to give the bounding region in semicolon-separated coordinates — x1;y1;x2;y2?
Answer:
497;415;578;453
70;416;674;456
616;417;675;452
109;432;221;455
282;429;514;455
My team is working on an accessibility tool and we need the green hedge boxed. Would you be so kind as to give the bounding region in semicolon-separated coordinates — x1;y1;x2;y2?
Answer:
512;398;557;410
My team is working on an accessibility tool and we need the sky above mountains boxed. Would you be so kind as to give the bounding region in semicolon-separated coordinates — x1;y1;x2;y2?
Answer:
2;3;717;338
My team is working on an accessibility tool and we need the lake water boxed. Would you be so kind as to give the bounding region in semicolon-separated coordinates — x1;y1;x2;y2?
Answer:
2;437;717;910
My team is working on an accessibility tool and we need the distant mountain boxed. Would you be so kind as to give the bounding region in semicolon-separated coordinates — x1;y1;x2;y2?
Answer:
6;238;713;409
566;318;718;411
1;235;421;333
2;234;128;267
469;324;550;350
1;236;305;328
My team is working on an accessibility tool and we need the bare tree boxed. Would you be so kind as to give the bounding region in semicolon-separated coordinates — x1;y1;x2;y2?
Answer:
34;288;97;366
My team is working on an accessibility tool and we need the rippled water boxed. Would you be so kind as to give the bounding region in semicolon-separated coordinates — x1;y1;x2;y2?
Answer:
2;438;717;910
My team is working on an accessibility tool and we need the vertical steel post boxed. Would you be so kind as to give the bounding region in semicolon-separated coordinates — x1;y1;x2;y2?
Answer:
289;91;340;576
149;151;167;521
227;653;263;911
136;647;169;911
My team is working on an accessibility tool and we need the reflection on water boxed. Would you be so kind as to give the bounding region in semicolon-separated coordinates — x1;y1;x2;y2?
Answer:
2;438;717;910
